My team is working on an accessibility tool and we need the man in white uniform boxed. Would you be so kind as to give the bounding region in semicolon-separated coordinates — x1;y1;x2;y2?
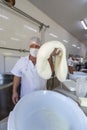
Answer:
11;37;47;104
67;55;74;74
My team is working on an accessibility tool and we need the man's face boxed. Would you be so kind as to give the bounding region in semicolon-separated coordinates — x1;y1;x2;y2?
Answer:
29;43;40;58
29;44;40;49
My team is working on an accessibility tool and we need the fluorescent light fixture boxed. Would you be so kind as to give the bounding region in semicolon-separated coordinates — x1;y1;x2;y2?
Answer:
72;44;76;47
0;14;9;19
77;46;80;49
24;25;37;32
81;20;87;30
49;33;58;38
11;37;20;41
63;39;68;43
0;28;4;31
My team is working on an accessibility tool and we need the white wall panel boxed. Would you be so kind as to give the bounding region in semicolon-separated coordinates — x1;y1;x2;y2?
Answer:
4;56;20;73
0;4;41;51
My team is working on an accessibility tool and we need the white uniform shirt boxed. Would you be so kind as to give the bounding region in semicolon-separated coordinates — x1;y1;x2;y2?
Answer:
11;56;47;97
67;57;74;67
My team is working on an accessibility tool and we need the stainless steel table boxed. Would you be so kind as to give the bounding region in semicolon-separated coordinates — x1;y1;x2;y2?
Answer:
54;87;87;116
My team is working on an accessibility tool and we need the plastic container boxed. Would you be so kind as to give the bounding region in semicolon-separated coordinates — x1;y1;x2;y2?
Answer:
76;77;87;97
8;90;87;130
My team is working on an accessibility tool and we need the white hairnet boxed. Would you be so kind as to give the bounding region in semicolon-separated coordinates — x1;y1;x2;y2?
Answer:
29;36;41;46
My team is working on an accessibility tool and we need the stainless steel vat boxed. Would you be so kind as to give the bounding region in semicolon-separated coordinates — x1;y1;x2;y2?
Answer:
0;74;13;85
0;74;14;120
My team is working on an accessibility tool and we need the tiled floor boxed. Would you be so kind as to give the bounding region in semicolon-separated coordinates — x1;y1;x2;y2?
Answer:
0;117;8;130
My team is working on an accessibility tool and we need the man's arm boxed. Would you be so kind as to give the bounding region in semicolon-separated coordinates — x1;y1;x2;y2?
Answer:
12;76;21;105
48;56;55;76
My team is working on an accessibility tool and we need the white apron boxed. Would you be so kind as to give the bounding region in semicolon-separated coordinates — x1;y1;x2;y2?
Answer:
20;60;46;97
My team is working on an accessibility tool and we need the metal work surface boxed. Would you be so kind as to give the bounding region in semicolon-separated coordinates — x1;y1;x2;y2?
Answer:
0;74;14;121
0;74;13;86
54;87;87;116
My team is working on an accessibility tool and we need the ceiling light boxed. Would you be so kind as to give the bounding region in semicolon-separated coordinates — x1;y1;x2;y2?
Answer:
63;39;68;43
72;44;76;47
81;20;87;30
0;14;9;19
0;28;4;31
24;25;37;32
49;33;58;38
11;37;20;41
77;47;80;49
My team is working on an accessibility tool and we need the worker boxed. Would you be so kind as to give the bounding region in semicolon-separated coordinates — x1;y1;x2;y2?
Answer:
67;54;74;74
11;36;47;105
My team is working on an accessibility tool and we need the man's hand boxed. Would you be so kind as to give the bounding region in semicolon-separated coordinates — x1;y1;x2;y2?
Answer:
12;91;19;105
12;76;21;105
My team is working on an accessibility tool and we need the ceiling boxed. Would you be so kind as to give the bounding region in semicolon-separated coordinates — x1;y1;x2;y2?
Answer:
28;0;87;44
0;1;40;52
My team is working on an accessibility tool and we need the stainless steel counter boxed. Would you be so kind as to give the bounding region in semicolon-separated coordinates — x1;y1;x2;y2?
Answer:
0;82;14;121
54;87;87;116
0;82;13;89
0;74;13;86
0;74;14;121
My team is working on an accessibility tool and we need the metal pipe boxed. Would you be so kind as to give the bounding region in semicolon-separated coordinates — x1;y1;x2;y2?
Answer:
0;0;49;30
0;47;29;52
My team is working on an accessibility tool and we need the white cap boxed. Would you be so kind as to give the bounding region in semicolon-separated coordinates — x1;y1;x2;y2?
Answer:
29;36;41;46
